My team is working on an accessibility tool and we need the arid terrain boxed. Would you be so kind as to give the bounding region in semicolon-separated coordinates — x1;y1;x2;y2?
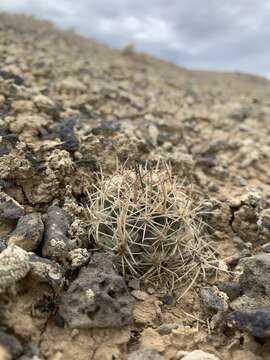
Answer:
1;13;270;360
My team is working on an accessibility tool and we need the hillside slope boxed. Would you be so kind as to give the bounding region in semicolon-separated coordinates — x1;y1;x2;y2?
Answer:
1;13;270;360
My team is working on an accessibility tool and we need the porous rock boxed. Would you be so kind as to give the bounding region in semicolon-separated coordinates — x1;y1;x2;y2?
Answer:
7;212;44;251
0;191;24;221
29;254;65;290
58;253;134;328
42;205;72;262
239;254;270;297
0;245;30;294
227;310;270;338
127;348;164;360
230;294;270;312
200;288;228;312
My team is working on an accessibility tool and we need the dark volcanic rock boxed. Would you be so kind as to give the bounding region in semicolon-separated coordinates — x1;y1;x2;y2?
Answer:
217;282;241;301
228;310;270;338
0;192;25;221
200;288;228;312
0;329;23;358
0;69;24;86
29;254;65;290
42;205;72;262
58;253;134;328
239;254;270;297
7;212;44;251
54;118;79;152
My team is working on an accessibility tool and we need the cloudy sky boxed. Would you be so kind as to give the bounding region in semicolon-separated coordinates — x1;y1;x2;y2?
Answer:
0;0;269;76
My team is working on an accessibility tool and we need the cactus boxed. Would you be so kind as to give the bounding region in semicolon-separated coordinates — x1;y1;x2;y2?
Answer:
86;164;217;290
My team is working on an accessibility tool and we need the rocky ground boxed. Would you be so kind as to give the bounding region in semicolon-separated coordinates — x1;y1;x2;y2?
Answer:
1;13;270;360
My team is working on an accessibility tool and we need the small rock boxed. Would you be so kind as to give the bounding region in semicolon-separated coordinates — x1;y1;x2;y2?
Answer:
33;94;56;113
0;245;30;294
216;282;241;301
7;212;44;251
68;248;90;269
227;309;270;338
180;350;220;360
161;294;174;305
227;249;251;267
200;288;228;311
132;290;149;301
257;208;270;242
239;254;270;297
228;109;248;121
158;323;178;335
0;70;24;86
53;118;79;152
70;329;79;339
42;206;72;262
0;192;24;221
18;342;41;360
261;243;270;253
29;254;65;290
58;253;134;328
208;183;219;193
128;348;164;360
0;329;23;358
128;278;140;290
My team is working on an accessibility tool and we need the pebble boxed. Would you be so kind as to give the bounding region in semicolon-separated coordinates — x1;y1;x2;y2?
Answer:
7;212;44;251
0;192;24;221
42;205;72;262
132;290;150;301
200;288;228;311
158;323;179;335
29;254;65;290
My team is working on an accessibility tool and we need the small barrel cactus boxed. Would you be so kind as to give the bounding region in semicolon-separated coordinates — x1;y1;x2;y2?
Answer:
86;164;217;290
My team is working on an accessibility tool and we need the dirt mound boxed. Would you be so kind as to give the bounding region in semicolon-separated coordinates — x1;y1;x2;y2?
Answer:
1;12;270;360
